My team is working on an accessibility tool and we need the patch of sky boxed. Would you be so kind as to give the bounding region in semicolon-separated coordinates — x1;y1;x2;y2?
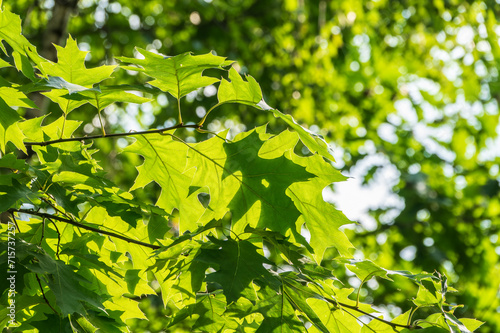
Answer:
326;154;404;231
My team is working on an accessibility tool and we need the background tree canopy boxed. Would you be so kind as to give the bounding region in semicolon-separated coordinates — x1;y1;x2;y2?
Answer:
1;0;499;331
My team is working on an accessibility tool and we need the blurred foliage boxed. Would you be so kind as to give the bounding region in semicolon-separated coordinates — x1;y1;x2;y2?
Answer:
4;0;499;331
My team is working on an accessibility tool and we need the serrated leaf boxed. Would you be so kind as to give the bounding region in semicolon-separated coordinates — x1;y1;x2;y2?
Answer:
117;50;229;99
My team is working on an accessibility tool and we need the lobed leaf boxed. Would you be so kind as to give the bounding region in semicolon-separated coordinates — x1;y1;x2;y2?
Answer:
117;50;230;99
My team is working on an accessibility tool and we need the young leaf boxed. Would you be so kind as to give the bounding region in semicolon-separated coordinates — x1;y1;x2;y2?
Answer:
268;108;336;162
117;50;230;100
218;66;263;107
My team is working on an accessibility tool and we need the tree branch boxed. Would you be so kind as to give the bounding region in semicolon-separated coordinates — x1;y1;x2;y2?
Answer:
23;123;200;147
9;209;161;250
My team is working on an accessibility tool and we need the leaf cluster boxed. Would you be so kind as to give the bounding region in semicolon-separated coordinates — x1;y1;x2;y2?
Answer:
0;5;483;332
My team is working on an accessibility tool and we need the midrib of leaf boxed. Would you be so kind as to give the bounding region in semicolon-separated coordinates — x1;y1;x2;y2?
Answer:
228;240;241;299
207;293;215;322
283;286;324;333
280;285;285;333
172;134;276;210
172;57;182;123
141;134;182;202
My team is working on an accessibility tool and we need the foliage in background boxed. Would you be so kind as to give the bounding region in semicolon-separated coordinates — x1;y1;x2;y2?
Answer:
0;0;498;331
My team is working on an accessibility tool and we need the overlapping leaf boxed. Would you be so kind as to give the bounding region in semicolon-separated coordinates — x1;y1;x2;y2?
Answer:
216;66;337;162
125;133;193;214
0;87;37;152
0;16;483;332
196;237;276;303
39;35;116;114
62;87;152;111
21;243;104;316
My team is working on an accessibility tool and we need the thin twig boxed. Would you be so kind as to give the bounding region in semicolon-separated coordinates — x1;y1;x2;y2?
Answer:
35;274;58;314
23;123;200;147
9;212;21;233
47;218;61;260
283;279;412;330
10;209;161;250
39;218;46;246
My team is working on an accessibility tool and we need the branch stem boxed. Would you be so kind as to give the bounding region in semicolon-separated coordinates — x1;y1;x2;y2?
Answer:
23;123;200;147
9;209;161;250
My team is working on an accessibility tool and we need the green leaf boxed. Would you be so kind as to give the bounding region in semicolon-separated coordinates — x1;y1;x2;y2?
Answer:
0;178;37;211
12;50;36;80
0;98;26;153
44;76;97;94
169;292;235;331
458;318;484;332
196;237;276;303
19;115;82;149
0;57;11;68
0;6;45;67
117;50;230;99
0;86;37;109
39;35;116;88
282;278;330;333
413;285;438;306
65;87;152;111
23;243;104;316
253;285;304;332
361;310;410;332
343;259;392;282
218;66;263;106
124;133;193;214
221;129;312;236
268;108;336;162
